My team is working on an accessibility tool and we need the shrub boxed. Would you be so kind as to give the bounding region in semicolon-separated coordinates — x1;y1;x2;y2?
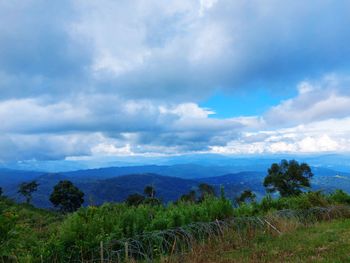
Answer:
328;190;350;205
46;197;234;261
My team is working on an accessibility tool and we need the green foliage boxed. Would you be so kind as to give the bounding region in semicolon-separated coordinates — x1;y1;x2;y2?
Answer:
143;197;162;206
201;219;350;262
144;185;156;198
2;182;350;262
46;196;233;261
328;189;350;205
0;197;62;261
0;204;18;257
177;183;217;204
126;193;145;206
234;191;331;217
179;190;197;203
50;180;84;213
18;180;39;204
198;183;216;201
236;189;256;204
126;186;161;206
264;160;313;197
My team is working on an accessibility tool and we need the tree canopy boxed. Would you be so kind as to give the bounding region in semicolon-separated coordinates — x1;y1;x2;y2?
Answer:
198;183;215;201
144;185;156;198
50;180;84;213
179;190;197;203
18;181;39;204
126;193;145;206
263;159;313;197
236;189;256;204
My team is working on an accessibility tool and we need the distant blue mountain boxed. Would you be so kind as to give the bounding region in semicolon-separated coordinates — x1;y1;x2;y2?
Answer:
2;154;350;173
60;164;239;180
11;173;199;207
0;168;43;189
1;163;350;208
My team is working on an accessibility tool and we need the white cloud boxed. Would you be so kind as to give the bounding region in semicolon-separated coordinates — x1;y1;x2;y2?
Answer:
212;117;350;155
2;74;350;160
3;0;350;102
1;1;350;161
91;143;133;156
297;82;314;94
199;0;218;16
0;95;251;159
265;75;350;126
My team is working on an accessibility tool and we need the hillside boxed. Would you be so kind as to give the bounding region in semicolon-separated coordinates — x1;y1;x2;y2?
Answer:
0;169;43;189
78;173;199;205
173;219;350;262
199;171;266;199
2;191;350;262
6;173;200;207
3;164;350;208
59;164;240;179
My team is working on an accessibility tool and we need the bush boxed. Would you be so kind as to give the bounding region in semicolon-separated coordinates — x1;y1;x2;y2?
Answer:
0;198;62;261
234;192;331;216
328;190;350;205
46;197;234;261
3;189;350;262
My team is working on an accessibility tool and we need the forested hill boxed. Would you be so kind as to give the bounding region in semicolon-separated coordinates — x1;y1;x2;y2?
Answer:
1;165;350;208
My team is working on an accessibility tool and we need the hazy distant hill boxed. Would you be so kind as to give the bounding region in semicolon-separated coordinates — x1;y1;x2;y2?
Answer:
78;173;198;205
199;171;265;185
4;154;350;174
60;164;238;180
3;169;267;208
2;164;350;208
17;173;199;207
310;167;350;193
199;171;267;200
0;168;44;192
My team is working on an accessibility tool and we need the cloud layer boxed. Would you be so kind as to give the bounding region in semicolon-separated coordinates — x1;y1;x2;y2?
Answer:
1;0;350;161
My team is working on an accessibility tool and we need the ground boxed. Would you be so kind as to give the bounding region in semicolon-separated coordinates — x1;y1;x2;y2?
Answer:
168;219;350;263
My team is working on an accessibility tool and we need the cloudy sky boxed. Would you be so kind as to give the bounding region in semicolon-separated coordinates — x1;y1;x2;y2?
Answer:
1;0;350;163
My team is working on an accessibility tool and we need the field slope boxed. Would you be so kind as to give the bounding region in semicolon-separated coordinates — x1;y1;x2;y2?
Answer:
177;219;350;263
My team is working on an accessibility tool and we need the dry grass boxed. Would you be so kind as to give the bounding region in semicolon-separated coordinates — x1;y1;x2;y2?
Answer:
112;206;350;262
162;217;350;263
161;216;298;263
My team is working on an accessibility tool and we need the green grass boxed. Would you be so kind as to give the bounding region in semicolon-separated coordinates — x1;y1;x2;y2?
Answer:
224;219;350;262
3;191;350;262
0;198;63;261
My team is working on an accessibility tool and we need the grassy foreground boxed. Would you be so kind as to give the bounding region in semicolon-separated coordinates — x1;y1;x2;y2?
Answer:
2;190;350;262
168;219;350;263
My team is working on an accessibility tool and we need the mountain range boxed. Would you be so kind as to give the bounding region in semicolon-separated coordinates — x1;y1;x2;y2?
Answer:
1;163;350;208
3;154;350;173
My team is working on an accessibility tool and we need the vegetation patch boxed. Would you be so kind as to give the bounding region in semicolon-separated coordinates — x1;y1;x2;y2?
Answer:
2;160;350;262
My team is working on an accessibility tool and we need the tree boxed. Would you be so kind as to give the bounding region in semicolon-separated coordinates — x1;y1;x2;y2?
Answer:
126;193;145;206
143;197;162;206
18;181;39;204
144;185;156;198
0;187;3;197
179;190;196;203
263;159;313;197
143;185;162;205
236;189;256;204
198;183;215;201
50;180;84;213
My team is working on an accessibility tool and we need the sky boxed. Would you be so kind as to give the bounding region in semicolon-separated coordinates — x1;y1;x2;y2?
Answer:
1;0;350;164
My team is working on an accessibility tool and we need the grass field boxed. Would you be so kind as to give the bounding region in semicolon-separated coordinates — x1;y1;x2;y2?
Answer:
3;193;350;262
168;219;350;263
